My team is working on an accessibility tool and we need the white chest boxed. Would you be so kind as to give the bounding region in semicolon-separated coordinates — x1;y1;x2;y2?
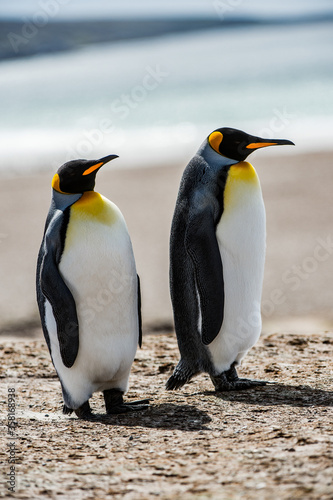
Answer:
207;162;266;373
45;193;139;407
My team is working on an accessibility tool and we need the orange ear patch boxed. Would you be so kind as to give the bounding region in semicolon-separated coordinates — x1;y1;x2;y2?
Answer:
52;173;71;194
208;131;223;153
51;173;62;192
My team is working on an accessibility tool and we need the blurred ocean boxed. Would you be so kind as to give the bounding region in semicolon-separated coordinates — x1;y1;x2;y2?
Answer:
0;0;332;175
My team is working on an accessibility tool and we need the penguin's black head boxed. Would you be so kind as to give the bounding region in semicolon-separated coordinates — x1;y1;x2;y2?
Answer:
208;127;294;161
52;154;118;194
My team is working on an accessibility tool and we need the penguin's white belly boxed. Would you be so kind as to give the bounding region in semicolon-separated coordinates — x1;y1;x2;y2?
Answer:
207;162;266;373
45;193;139;408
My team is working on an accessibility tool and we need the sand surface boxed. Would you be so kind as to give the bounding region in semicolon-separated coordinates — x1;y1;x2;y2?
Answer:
0;330;332;499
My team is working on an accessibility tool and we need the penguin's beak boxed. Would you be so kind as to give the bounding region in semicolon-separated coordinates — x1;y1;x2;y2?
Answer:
82;154;119;176
98;154;119;164
246;138;295;150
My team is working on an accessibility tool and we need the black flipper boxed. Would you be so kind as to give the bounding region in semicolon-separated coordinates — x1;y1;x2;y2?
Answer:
39;209;79;368
137;274;142;348
185;207;224;345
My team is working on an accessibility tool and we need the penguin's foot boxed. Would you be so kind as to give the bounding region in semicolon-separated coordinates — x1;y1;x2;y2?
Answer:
74;400;97;420
166;360;197;390
211;363;267;392
103;389;149;414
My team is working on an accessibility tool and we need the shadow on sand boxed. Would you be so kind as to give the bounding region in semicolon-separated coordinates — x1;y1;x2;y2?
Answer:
205;382;333;407
75;402;212;430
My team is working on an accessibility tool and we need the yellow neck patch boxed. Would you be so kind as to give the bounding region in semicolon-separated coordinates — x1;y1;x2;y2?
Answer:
71;191;116;226
208;131;223;153
228;161;259;183
223;161;260;208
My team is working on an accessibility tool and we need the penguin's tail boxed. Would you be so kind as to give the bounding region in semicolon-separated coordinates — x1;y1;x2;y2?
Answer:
63;404;73;415
166;360;198;390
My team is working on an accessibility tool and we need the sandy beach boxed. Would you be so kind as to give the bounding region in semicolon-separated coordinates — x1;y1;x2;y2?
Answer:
1;149;333;335
0;329;332;499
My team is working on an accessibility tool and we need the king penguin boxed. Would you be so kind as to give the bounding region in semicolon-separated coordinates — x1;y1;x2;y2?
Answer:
36;154;149;419
166;127;294;392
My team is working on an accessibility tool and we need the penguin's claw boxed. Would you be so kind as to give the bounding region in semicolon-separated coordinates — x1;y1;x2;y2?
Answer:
166;374;187;390
106;401;149;414
211;375;267;392
126;399;150;406
238;378;267;386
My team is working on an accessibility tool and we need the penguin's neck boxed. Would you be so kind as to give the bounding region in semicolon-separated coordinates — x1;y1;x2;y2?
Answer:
197;141;238;170
52;189;82;211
